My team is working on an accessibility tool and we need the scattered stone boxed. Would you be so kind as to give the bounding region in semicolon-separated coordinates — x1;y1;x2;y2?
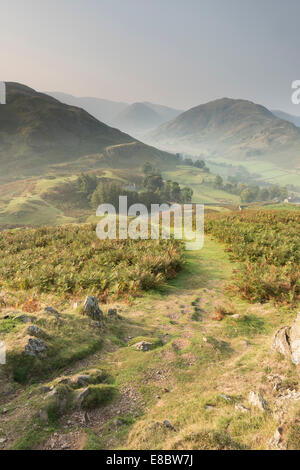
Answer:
268;427;285;450
0;438;7;445
41;386;51;394
83;296;104;322
231;314;240;319
107;308;120;319
220;394;232;402
3;312;17;320
23;338;47;357
271;326;291;357
235;403;250;413
45;306;60;316
27;325;46;338
163;420;176;431
2;408;8;414
271;313;300;365
133;341;153;352
203;337;208;342
248;391;269;411
276;390;300;401
205;405;215;410
15;314;36;323
76;387;90;406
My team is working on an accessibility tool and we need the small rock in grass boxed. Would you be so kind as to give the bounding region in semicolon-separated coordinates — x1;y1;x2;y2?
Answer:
45;306;60;316
248;391;269;411
3;312;18;320
133;341;153;352
235;403;250;413
15;314;36;323
23;338;47;357
271;326;291;357
83;296;104;322
76;387;90;405
205;405;215;410
268;427;285;450
27;325;46;338
163;420;176;431
220;394;232;402
107;308;120;319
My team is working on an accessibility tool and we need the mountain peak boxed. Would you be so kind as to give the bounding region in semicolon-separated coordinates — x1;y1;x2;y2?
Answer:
147;97;300;170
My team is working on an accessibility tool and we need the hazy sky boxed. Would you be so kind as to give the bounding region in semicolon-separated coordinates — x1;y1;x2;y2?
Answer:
1;0;300;113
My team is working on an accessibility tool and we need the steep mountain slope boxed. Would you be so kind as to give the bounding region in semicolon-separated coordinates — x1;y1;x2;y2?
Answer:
45;91;128;124
112;102;164;135
272;109;300;127
0;83;175;179
147;98;300;170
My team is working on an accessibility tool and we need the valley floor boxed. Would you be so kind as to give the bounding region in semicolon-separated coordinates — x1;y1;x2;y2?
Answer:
1;236;299;450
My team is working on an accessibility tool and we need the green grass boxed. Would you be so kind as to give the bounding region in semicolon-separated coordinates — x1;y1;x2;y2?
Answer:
0;224;184;300
163;166;240;204
81;384;118;410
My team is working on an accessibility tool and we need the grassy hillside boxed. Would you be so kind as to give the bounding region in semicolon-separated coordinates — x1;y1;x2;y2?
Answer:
0;209;299;450
147;98;300;171
0;163;242;228
0;83;176;180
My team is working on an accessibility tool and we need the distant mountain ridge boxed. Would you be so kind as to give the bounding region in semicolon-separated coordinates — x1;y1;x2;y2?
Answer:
112;102;164;135
272;109;300;128
45;91;183;133
45;91;128;124
0;83;176;179
147;98;300;170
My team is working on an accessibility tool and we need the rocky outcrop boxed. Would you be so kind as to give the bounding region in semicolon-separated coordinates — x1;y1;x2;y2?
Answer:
23;338;47;357
133;341;153;352
45;306;60;316
82;296;104;322
27;325;47;338
271;313;300;365
272;326;291;356
248;391;269;411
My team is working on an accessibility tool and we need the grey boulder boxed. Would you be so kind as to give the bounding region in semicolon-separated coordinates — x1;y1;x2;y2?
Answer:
83;296;104;321
23;338;47;357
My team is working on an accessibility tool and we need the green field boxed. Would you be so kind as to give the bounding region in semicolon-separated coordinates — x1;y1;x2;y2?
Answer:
208;157;300;189
163;165;240;204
